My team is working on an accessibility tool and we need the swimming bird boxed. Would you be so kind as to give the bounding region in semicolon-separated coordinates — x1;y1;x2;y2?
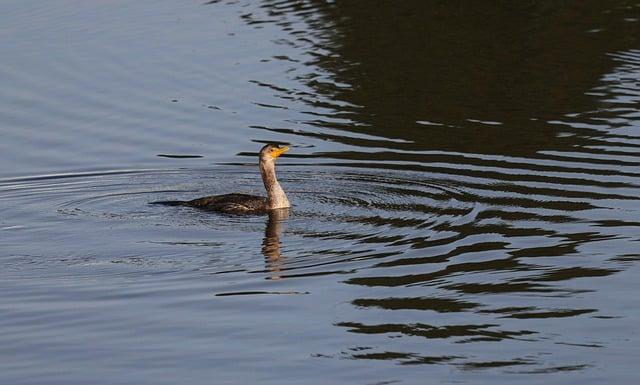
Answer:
151;144;290;214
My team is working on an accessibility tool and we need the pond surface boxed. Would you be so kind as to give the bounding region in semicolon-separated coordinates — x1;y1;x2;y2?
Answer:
1;1;640;384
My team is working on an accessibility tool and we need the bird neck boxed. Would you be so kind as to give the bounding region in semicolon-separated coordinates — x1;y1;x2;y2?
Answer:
260;160;290;209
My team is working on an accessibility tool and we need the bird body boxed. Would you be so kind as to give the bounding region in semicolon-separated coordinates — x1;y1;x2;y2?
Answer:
151;144;290;214
185;193;267;213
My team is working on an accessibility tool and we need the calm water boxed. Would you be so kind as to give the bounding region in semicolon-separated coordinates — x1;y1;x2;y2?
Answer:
1;1;640;384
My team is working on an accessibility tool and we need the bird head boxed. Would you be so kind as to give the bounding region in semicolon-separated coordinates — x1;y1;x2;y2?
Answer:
260;143;289;162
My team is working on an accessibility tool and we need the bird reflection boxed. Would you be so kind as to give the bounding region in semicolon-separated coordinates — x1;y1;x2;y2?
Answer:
261;208;289;280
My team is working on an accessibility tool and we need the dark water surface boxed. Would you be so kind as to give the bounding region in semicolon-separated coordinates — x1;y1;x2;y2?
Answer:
2;1;640;384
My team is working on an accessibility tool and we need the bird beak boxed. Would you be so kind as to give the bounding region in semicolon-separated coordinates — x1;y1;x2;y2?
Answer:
272;146;289;158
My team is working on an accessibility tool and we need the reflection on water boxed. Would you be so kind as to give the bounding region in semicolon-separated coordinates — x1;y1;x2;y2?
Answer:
1;1;640;385
262;208;288;280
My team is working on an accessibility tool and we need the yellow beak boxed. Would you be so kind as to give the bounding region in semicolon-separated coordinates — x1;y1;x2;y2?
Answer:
272;146;289;158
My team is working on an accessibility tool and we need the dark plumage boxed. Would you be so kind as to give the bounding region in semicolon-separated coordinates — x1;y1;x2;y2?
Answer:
150;144;290;214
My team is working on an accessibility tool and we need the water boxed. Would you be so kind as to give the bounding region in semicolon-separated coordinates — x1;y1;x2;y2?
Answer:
1;1;640;384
